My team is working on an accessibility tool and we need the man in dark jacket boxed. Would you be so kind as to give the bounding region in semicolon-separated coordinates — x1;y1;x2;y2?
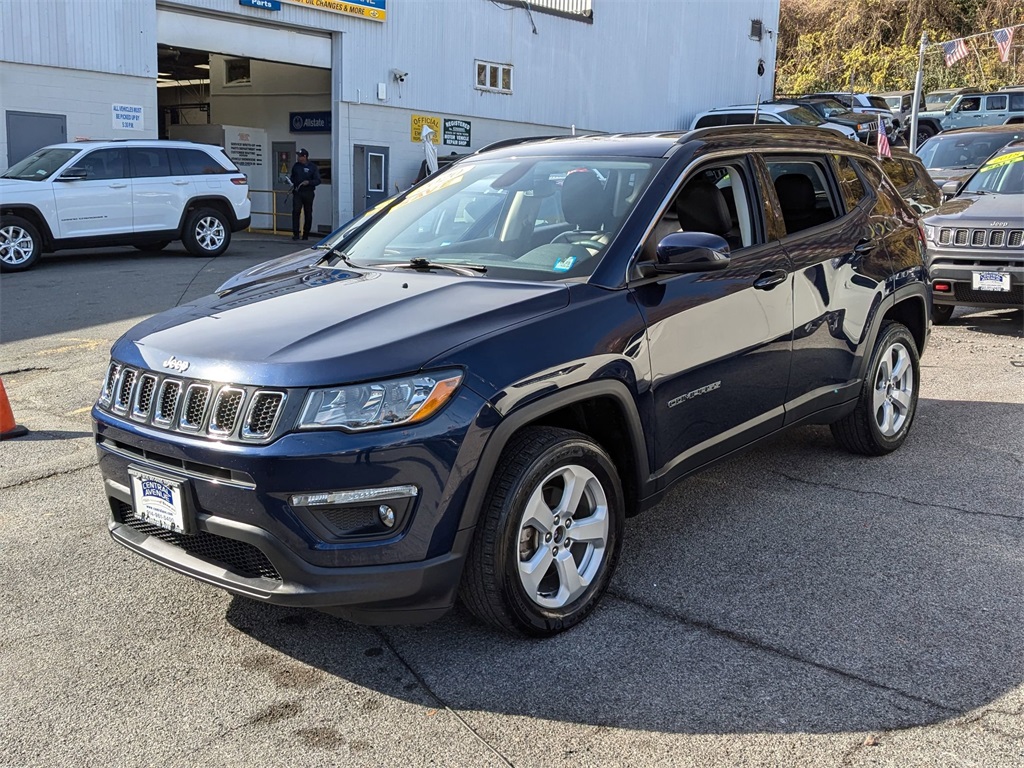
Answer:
289;148;320;240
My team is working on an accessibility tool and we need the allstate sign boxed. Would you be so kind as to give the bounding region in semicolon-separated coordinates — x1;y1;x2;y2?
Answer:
290;111;331;133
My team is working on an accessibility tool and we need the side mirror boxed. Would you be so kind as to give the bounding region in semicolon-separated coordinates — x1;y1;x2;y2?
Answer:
645;232;730;275
941;179;961;199
57;167;88;181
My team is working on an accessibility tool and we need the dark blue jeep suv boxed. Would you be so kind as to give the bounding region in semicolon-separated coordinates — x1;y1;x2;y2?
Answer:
93;127;930;636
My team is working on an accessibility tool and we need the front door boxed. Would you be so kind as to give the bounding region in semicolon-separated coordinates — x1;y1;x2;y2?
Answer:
634;156;793;481
53;147;133;238
353;144;389;215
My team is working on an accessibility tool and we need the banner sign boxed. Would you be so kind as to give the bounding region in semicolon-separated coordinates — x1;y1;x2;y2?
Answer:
281;0;385;21
411;114;441;144
443;119;471;147
290;111;332;133
112;104;144;131
239;0;281;10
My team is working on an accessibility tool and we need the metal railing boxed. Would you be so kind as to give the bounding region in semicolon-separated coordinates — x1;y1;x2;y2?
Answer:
246;188;294;235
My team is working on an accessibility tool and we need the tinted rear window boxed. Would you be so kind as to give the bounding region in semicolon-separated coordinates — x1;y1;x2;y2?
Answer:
176;149;229;175
694;114;727;128
129;148;171;178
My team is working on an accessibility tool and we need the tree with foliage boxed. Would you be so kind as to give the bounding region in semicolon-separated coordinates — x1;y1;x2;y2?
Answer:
776;0;1024;95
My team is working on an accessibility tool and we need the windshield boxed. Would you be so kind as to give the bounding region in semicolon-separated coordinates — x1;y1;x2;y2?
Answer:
866;96;892;111
962;149;1024;195
780;106;823;126
916;132;1023;169
883;96;902;109
324;155;661;281
813;98;852;118
2;148;79;181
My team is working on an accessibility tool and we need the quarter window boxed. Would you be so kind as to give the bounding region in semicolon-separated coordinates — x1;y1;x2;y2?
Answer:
833;154;867;209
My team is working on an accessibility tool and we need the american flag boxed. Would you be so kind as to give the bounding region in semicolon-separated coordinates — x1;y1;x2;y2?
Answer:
993;27;1015;63
943;38;969;67
877;115;891;159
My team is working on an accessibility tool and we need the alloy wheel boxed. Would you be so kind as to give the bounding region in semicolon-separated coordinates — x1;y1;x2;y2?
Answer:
516;464;609;609
0;225;35;266
873;341;914;437
194;216;226;252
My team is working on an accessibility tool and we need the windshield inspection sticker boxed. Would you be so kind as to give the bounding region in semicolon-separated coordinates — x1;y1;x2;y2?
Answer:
981;151;1024;171
553;256;577;272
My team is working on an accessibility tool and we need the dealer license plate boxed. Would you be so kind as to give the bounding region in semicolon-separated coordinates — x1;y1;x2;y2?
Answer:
972;271;1011;292
129;469;188;533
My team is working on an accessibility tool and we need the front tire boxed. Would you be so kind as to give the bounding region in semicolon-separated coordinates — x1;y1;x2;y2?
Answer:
831;321;920;456
0;215;42;272
182;208;230;257
460;427;625;637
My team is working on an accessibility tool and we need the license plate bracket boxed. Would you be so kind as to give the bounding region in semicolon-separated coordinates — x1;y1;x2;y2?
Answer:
972;271;1011;292
128;467;193;534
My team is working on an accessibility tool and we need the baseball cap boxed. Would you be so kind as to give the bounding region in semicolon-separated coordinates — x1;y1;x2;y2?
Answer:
298;148;309;157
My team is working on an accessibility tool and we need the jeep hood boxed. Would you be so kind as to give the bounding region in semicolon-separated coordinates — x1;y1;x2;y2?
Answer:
923;192;1024;227
112;262;569;387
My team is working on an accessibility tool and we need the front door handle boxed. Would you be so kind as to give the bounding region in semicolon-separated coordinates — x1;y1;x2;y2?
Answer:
109;183;128;189
753;269;788;290
172;180;190;186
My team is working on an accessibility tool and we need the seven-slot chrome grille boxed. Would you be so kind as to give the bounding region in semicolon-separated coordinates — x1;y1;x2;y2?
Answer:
98;361;287;443
936;227;1024;249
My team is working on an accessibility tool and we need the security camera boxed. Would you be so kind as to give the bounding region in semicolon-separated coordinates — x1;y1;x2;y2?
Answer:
391;69;408;83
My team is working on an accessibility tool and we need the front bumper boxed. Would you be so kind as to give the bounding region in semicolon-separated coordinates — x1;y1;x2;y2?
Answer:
93;388;492;623
928;247;1024;308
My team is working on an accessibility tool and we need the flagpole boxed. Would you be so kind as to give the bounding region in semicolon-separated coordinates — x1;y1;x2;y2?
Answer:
909;31;927;153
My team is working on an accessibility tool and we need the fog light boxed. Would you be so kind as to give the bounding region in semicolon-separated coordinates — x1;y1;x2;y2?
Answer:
378;505;396;528
933;281;952;292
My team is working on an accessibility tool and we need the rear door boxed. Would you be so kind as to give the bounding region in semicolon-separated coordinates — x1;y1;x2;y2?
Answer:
634;155;793;480
52;147;133;238
983;94;1009;126
763;152;894;423
129;147;194;232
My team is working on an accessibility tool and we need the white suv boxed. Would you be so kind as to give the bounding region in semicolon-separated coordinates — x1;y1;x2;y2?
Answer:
0;140;251;272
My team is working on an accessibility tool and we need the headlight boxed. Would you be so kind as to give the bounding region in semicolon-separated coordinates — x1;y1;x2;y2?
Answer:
297;371;463;431
924;225;936;242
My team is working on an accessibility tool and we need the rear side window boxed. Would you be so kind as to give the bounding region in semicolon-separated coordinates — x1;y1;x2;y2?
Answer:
833;155;867;209
765;156;841;235
987;95;1008;111
726;113;755;125
176;149;228;175
129;148;171;178
694;114;727;128
1011;93;1024;112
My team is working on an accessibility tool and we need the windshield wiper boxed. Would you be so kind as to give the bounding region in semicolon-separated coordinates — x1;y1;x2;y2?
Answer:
372;258;487;276
312;242;357;267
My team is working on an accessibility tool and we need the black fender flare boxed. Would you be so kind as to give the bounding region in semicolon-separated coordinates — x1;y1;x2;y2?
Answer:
177;196;239;232
456;378;651;532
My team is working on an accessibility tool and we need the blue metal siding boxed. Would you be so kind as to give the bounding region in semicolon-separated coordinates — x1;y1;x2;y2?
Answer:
1;0;156;77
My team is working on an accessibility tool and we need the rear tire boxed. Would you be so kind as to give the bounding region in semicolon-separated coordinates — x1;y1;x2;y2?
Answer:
932;304;955;325
460;427;625;637
134;240;172;252
182;207;230;257
0;215;42;272
831;321;920;456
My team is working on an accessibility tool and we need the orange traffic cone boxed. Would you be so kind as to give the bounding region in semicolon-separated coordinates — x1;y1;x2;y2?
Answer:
0;378;28;440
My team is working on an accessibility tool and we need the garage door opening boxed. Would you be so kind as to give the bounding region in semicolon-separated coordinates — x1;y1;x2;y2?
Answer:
156;43;333;234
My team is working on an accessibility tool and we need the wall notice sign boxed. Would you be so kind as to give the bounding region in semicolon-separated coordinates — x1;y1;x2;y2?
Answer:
411;114;441;143
443;119;471;147
227;131;264;167
112;104;144;131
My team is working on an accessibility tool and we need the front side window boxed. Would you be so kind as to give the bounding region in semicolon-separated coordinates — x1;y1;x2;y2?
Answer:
1;148;78;181
956;97;981;113
325;155;660;281
765;156;841;235
75;148;127;180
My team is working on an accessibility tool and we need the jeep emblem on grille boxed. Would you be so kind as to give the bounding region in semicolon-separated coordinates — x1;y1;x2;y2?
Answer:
162;355;190;373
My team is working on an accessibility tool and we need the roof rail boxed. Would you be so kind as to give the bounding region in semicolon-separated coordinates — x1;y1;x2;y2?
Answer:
474;134;572;154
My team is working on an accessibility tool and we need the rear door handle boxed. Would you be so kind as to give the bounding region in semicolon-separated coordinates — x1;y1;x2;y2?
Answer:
753;269;788;290
109;183;128;189
172;180;190;186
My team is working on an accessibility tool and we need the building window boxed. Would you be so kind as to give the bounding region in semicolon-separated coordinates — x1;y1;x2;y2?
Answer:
224;58;251;86
476;60;513;94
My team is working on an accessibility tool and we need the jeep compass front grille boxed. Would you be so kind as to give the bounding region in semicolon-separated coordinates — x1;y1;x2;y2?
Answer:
938;227;1024;249
97;362;288;443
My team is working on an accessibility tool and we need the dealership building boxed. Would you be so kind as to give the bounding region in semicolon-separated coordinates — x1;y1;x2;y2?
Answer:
1;0;780;233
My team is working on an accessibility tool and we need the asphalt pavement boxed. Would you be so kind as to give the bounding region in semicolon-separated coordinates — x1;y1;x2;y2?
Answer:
1;236;1022;767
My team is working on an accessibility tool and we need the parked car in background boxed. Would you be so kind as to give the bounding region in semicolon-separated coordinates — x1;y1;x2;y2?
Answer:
0;140;250;272
92;126;930;636
771;96;886;143
879;149;942;214
915;126;1024;187
690;104;859;141
941;90;1024;130
922;139;1024;323
925;87;974;111
876;90;942;145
